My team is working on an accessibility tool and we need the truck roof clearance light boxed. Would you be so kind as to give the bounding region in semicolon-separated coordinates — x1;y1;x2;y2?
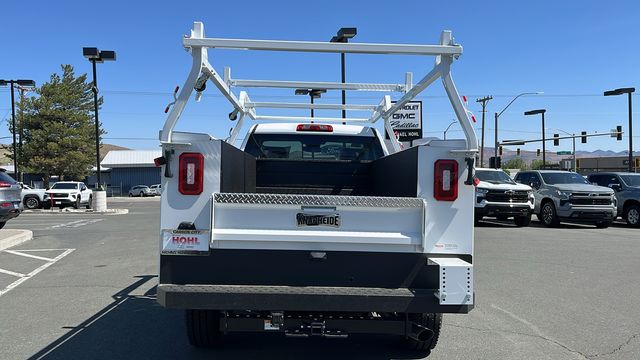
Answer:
178;152;204;195
434;160;458;201
296;124;333;132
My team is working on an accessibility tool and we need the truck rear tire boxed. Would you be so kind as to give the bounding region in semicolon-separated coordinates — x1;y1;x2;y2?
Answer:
405;313;442;354
185;309;223;348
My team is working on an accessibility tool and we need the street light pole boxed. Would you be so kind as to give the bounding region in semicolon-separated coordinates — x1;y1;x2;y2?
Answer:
295;88;326;119
0;79;36;181
10;81;17;179
476;96;492;167
83;47;116;189
90;59;103;187
331;28;357;120
629;91;633;172
444;120;457;140
524;109;547;169
604;87;635;172
494;92;543;169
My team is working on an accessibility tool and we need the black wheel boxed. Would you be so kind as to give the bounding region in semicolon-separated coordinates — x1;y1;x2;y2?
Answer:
596;221;612;229
139;191;145;197
185;310;223;348
86;196;93;209
24;196;41;210
496;215;508;221
624;205;640;227
43;202;51;210
128;193;133;197
0;221;6;230
405;313;442;355
540;201;559;227
74;198;81;209
514;215;532;227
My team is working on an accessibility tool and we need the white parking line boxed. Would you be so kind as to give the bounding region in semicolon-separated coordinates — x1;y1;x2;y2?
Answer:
0;248;75;297
3;250;54;262
48;219;103;229
0;268;26;277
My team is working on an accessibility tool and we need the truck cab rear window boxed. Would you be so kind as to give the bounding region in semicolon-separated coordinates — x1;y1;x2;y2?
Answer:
245;134;384;161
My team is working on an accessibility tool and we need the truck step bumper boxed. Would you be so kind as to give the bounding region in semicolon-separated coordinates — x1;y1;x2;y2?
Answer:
157;284;473;313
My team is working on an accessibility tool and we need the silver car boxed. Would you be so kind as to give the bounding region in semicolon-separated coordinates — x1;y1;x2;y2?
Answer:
0;170;23;229
514;170;616;228
149;184;162;196
128;185;153;197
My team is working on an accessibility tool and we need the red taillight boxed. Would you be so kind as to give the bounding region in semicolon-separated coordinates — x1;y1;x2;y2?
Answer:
0;202;11;207
296;124;333;132
0;182;12;188
434;160;458;201
179;152;204;195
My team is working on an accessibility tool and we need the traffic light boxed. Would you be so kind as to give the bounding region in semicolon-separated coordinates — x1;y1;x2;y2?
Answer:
489;156;502;168
553;134;560;146
537;149;541;156
617;125;623;141
499;146;503;156
581;131;587;143
517;148;521;156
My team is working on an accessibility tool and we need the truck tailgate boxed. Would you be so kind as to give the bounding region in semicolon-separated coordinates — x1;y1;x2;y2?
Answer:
211;193;426;253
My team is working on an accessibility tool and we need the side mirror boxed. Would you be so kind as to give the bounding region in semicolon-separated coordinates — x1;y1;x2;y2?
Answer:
609;184;622;192
529;182;538;190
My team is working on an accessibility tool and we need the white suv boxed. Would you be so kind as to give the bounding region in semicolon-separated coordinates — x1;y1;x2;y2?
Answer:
44;182;93;209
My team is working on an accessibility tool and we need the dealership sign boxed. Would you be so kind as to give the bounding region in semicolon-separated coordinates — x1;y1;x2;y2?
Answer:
385;101;423;142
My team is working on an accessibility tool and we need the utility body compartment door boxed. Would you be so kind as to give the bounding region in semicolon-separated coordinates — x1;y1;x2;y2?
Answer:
211;193;426;253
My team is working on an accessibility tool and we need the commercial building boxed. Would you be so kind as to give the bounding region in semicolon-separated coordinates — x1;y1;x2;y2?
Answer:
99;150;162;194
577;156;640;174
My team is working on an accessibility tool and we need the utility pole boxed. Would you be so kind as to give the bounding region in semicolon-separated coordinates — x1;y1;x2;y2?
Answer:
476;96;492;167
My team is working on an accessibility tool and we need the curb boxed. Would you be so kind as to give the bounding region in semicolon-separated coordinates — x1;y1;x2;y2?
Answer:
23;209;129;216
0;230;33;251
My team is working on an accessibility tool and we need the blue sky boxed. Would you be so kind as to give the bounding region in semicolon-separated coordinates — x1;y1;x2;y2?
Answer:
1;0;638;154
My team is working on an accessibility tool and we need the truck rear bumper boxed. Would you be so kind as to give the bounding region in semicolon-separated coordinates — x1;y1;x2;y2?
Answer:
157;284;473;314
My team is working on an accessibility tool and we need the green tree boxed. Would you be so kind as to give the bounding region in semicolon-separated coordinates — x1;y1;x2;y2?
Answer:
530;159;545;170
18;65;104;186
502;157;527;170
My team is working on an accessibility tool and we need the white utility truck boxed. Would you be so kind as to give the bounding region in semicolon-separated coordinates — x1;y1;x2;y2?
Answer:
157;22;477;355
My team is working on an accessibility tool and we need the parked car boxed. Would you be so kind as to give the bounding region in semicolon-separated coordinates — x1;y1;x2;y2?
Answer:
514;170;616;228
128;185;153;197
0;169;23;229
21;184;46;209
474;168;535;226
588;172;640;227
43;181;93;209
149;184;162;196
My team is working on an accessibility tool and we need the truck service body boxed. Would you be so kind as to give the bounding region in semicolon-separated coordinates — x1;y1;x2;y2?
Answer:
157;22;478;354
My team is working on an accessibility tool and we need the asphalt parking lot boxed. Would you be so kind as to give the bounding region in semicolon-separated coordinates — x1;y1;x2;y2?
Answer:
0;198;638;360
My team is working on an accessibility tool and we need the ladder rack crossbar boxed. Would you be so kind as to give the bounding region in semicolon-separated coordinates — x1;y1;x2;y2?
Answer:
230;79;405;92
253;115;369;123
246;102;377;111
183;38;462;56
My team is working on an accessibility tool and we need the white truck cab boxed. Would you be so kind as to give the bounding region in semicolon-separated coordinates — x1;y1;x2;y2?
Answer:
156;22;478;355
474;168;535;226
43;181;93;209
